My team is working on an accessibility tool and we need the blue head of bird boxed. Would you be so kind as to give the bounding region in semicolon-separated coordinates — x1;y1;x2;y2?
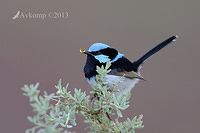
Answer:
82;43;124;63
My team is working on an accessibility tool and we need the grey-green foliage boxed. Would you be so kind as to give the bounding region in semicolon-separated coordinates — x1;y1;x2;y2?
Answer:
22;61;144;133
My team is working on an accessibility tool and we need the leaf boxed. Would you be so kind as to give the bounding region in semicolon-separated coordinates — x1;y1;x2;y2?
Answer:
33;83;40;91
117;109;123;117
126;92;131;101
50;110;55;118
66;124;73;128
79;93;86;101
65;106;70;114
132;116;137;123
84;119;91;123
110;104;117;110
53;122;59;128
60;123;65;127
70;120;76;126
55;79;62;90
27;116;34;123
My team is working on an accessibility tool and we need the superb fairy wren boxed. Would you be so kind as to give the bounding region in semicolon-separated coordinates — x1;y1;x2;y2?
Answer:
81;35;178;97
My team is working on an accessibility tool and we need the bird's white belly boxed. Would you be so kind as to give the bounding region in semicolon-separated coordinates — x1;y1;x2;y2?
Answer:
87;74;140;97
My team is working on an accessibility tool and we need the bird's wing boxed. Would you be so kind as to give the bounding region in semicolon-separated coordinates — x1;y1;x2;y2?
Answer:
109;71;145;80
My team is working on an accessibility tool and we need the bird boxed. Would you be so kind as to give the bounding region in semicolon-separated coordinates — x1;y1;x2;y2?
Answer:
81;35;178;97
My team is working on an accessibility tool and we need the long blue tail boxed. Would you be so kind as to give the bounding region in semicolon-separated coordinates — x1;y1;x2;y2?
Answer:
132;35;178;72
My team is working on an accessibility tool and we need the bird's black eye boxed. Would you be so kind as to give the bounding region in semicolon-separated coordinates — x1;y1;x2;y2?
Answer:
97;52;101;55
90;51;101;55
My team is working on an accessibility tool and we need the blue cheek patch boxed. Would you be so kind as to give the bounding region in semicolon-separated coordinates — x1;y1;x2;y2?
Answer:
94;52;124;63
112;52;124;62
94;55;110;63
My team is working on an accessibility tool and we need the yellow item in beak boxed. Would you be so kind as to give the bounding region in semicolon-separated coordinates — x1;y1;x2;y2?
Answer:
80;49;85;53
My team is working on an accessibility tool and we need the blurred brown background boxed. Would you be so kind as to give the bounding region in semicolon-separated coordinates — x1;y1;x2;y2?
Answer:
1;0;200;133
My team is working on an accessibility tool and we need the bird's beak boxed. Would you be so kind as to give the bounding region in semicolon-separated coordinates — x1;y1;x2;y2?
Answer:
80;49;92;55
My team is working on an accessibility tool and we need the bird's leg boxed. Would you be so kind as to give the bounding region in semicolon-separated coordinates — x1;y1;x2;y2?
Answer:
90;93;99;102
90;93;112;120
106;112;112;120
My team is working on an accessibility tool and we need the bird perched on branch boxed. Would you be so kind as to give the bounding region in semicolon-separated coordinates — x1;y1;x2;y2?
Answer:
81;35;178;97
